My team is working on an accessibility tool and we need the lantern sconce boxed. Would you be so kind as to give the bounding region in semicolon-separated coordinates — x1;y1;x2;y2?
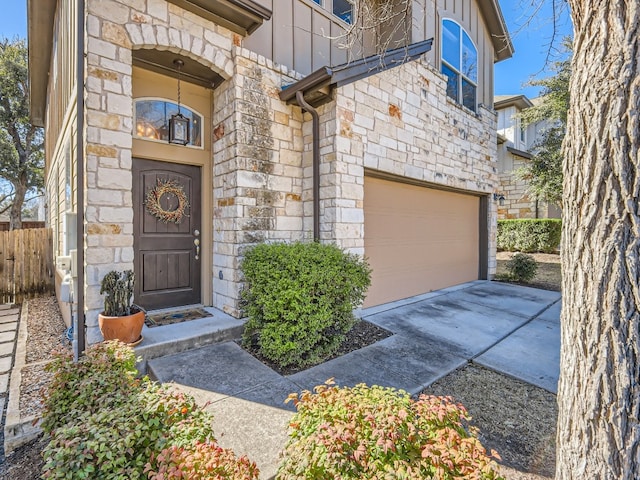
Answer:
493;193;506;207
168;59;190;146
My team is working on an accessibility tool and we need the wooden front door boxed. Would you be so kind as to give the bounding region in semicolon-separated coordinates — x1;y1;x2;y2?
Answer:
133;158;202;310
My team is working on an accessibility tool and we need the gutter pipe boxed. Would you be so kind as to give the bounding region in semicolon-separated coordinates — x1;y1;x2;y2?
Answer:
74;0;85;360
295;90;320;242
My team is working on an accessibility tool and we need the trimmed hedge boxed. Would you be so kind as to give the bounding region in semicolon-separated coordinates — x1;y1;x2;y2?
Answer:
497;219;561;253
241;242;371;369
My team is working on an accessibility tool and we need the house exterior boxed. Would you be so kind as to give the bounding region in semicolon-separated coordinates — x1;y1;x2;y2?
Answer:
29;0;513;344
495;94;561;219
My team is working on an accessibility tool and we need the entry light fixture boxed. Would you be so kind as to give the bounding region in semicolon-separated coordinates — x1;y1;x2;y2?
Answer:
493;193;506;206
169;59;190;146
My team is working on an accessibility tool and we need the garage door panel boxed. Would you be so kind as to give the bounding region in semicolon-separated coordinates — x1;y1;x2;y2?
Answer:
364;177;480;307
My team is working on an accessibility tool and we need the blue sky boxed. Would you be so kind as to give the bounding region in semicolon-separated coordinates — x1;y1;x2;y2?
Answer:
0;1;26;40
2;0;570;99
496;0;573;98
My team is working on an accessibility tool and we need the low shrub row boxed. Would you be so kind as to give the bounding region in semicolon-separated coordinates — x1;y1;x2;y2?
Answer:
40;343;503;479
41;342;258;479
497;219;561;253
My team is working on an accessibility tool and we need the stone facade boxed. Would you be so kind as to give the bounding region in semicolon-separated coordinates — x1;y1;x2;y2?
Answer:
62;0;500;342
328;60;498;269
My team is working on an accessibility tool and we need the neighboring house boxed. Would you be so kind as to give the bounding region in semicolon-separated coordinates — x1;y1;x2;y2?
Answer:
29;0;513;343
494;94;561;219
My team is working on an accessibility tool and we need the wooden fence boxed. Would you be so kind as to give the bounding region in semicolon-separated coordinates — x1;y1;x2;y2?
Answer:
0;228;55;304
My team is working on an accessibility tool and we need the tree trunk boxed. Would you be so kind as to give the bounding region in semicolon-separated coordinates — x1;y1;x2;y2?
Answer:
557;1;640;478
9;176;27;230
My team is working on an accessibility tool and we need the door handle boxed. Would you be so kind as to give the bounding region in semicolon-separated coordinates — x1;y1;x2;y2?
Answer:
194;238;200;260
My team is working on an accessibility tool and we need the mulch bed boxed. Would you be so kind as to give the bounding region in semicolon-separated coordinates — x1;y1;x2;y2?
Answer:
239;319;393;376
423;364;557;479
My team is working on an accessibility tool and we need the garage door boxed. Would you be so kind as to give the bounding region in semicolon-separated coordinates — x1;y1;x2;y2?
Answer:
363;176;480;307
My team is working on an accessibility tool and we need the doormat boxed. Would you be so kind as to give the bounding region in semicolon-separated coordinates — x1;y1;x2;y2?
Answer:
145;308;212;328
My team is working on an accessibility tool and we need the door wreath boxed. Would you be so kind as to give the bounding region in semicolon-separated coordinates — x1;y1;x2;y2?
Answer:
145;178;190;224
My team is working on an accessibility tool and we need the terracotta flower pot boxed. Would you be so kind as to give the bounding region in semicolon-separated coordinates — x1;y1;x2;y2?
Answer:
98;309;145;345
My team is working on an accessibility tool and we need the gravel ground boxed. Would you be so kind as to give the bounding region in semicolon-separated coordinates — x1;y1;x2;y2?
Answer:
25;296;71;363
0;295;68;480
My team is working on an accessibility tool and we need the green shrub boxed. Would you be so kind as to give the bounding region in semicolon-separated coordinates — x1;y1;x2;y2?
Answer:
277;381;504;480
241;242;371;368
497;219;561;253
506;253;538;282
41;341;139;433
42;383;216;479
41;341;255;480
146;442;260;480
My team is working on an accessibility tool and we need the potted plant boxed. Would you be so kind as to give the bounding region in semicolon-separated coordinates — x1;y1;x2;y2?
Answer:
98;270;144;346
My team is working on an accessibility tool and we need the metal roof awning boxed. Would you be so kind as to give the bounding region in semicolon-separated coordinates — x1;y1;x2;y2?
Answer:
165;0;271;36
280;38;433;108
507;146;533;160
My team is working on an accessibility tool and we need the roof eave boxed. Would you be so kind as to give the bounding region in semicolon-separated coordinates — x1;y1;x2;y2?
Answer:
28;0;56;127
494;94;534;110
478;0;514;62
281;39;433;108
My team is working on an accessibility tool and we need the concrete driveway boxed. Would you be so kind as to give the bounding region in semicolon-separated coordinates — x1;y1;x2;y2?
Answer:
149;280;561;478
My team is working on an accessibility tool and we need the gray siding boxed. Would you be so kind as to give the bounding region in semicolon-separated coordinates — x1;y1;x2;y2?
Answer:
245;0;348;74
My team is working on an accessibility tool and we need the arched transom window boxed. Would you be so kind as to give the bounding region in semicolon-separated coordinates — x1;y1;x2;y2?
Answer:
134;98;203;148
441;19;478;112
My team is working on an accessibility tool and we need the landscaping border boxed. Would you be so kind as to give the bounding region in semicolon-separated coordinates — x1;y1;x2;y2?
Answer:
4;302;43;454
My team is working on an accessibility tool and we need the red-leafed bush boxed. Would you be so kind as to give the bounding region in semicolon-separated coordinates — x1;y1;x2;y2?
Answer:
277;381;504;480
146;441;259;480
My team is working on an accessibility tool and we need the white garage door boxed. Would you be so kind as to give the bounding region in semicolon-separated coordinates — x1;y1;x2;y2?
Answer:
364;176;480;307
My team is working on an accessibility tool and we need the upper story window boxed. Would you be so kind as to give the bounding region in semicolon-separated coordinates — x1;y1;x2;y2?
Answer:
333;0;354;24
134;98;203;148
441;19;478;112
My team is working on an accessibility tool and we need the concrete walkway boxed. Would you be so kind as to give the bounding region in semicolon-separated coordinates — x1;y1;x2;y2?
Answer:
149;281;561;479
0;304;19;459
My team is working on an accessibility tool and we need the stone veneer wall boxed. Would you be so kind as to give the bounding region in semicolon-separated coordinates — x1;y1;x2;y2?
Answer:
322;59;499;274
83;0;249;340
211;49;306;316
81;0;499;340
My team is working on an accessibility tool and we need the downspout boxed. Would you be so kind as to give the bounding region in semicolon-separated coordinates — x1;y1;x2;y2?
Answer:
295;90;320;242
74;0;86;360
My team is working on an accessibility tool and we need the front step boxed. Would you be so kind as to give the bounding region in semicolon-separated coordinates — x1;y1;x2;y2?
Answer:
134;307;245;375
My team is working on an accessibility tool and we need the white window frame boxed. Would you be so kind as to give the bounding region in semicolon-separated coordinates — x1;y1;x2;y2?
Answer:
332;0;354;25
133;97;205;150
440;18;478;112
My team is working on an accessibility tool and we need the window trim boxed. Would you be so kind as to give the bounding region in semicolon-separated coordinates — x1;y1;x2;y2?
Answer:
133;97;205;150
440;18;478;111
332;0;354;25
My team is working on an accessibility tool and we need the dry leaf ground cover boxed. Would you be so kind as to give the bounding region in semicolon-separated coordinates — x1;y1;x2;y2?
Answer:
496;252;561;292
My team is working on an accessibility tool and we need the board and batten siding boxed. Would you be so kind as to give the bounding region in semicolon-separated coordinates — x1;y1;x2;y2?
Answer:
46;0;78;163
45;0;79;258
247;0;495;106
244;0;349;75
